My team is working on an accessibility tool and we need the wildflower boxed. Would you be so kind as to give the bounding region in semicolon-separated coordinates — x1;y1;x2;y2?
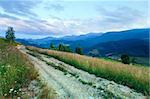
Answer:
19;88;21;91
14;90;17;93
4;93;7;96
9;88;13;93
22;92;24;94
17;97;21;99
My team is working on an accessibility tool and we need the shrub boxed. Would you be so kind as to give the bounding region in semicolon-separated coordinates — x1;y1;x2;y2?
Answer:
58;44;72;52
121;54;130;64
75;47;83;55
49;42;55;49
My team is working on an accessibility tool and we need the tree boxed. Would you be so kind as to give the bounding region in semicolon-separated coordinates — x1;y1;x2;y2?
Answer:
50;42;55;49
75;47;83;55
58;44;64;51
58;43;72;52
5;27;15;42
121;54;130;64
63;45;72;52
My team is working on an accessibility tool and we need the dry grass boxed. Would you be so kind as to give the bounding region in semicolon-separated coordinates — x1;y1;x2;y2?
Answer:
27;46;150;95
39;84;56;99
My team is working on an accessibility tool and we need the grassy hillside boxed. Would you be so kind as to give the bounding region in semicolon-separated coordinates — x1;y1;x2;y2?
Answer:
0;38;38;97
27;46;149;95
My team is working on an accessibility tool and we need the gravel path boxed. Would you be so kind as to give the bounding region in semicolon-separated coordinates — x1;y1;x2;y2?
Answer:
18;45;145;99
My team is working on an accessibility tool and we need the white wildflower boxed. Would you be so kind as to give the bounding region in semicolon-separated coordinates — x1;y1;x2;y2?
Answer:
19;88;21;91
17;97;21;99
14;90;17;93
4;93;7;96
9;88;13;93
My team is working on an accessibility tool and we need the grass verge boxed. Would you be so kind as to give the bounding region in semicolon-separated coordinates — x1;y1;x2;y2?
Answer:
0;39;38;97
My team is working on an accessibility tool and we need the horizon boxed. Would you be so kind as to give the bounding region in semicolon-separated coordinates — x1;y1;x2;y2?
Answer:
0;0;148;39
0;28;148;39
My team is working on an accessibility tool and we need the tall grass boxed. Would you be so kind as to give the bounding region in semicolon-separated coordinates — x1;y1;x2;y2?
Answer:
0;39;38;97
27;46;150;95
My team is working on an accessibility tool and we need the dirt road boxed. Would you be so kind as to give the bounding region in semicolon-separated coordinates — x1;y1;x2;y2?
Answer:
18;45;145;99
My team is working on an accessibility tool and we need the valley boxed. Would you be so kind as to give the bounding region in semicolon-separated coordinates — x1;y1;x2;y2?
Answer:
16;29;150;66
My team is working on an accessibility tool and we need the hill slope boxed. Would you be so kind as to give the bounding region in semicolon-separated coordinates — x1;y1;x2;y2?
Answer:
86;39;149;57
0;38;38;97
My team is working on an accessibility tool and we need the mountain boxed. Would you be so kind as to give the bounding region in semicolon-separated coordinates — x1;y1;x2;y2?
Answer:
16;28;149;57
68;28;149;48
60;33;103;41
86;39;149;57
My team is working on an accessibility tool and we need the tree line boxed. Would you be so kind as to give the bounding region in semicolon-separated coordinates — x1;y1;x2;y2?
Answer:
50;42;83;55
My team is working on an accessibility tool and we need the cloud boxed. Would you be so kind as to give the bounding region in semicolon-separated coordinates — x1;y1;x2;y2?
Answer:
0;0;37;17
101;7;145;22
0;16;67;36
0;6;147;37
0;1;148;38
0;13;19;20
94;6;148;31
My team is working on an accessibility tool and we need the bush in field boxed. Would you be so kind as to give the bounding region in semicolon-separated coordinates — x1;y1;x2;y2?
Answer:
5;27;15;42
58;44;72;52
50;42;55;49
75;47;83;55
121;54;130;64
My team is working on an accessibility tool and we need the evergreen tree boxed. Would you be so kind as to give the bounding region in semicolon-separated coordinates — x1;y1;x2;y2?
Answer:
64;45;72;52
5;27;15;42
75;47;83;55
50;42;55;49
58;43;72;52
58;44;64;51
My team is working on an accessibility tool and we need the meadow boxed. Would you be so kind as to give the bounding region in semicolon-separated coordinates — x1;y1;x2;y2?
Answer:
27;46;150;95
0;38;38;97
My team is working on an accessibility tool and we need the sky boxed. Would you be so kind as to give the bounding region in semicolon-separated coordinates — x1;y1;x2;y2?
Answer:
0;0;149;39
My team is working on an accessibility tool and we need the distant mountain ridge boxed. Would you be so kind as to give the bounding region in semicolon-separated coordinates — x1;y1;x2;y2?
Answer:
16;28;149;57
86;39;149;57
